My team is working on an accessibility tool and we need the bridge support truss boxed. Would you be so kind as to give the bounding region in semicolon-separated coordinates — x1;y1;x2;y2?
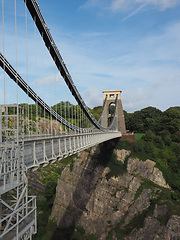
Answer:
0;105;36;240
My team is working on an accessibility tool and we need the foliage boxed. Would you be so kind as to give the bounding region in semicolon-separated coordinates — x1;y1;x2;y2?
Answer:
39;221;98;240
115;140;132;151
105;153;128;180
109;103;116;116
33;204;52;240
60;154;78;166
117;131;180;197
33;173;59;240
125;106;180;142
91;106;103;120
133;178;180;216
125;107;163;133
96;128;180;196
42;174;58;207
21;101;94;128
70;159;74;172
93;140;118;167
134;133;145;139
161;107;180;134
21;101;104;128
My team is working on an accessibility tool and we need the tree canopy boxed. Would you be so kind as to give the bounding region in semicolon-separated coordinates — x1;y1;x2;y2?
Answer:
124;106;180;142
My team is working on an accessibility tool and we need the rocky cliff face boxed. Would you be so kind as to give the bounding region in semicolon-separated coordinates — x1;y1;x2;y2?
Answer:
51;143;180;240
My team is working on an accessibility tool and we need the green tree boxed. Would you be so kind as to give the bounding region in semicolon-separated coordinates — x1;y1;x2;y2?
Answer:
161;107;180;134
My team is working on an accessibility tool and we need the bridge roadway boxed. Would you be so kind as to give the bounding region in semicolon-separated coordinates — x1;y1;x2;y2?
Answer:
24;131;122;170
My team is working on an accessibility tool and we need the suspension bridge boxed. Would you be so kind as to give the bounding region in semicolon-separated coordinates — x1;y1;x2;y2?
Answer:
0;0;126;239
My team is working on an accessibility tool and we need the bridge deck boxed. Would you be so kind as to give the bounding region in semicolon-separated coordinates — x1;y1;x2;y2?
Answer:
24;131;121;169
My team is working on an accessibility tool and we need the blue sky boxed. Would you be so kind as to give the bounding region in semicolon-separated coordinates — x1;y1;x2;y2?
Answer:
0;0;180;112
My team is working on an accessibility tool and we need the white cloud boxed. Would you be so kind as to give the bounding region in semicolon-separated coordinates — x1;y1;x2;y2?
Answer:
136;0;180;10
34;73;63;86
80;0;180;12
122;73;180;112
111;0;180;11
111;0;133;11
81;87;103;108
122;87;151;112
79;0;105;10
152;75;179;89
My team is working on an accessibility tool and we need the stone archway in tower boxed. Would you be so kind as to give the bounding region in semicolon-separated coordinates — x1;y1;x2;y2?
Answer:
108;102;116;126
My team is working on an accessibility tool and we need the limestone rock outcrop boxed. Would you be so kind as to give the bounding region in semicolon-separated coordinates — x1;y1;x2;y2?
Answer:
114;149;131;163
27;170;46;199
51;146;179;239
127;158;169;188
124;214;180;240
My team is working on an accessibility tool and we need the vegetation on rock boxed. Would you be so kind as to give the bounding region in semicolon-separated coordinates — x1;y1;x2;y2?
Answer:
116;131;180;198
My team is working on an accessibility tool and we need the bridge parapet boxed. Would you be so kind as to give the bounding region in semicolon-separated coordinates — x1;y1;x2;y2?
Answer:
24;131;122;170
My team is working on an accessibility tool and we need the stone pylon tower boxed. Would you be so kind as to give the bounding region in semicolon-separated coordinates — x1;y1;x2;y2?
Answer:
101;90;126;134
